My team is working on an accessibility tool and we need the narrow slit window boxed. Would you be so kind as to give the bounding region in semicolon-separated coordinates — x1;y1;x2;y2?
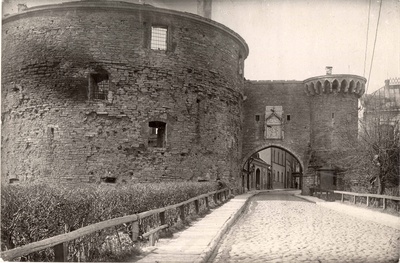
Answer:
255;115;260;122
151;26;168;50
148;121;166;148
238;54;243;75
331;113;335;119
286;115;291;121
48;126;55;141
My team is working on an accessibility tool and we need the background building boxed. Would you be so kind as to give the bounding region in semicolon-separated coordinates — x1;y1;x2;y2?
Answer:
362;78;400;125
242;153;271;191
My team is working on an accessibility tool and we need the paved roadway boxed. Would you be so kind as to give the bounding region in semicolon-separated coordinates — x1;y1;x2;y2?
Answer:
208;190;400;263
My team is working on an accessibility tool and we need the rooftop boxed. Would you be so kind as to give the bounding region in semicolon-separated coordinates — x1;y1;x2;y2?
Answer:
362;78;400;111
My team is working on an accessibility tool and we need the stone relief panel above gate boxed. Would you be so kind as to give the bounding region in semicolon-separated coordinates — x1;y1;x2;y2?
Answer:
264;106;283;140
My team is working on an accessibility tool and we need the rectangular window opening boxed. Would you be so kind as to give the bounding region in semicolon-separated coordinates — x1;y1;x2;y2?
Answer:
151;26;168;51
101;177;116;184
148;121;166;148
331;112;335;119
89;73;109;100
286;115;291;121
255;115;260;122
9;178;20;184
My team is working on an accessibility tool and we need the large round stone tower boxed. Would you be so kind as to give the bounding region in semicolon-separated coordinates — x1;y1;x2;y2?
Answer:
303;67;367;191
1;1;248;185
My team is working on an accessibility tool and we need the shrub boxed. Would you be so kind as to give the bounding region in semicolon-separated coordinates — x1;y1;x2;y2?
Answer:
1;181;218;261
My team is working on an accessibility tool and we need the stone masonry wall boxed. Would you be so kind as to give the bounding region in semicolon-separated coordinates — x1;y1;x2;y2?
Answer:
242;81;311;170
1;2;248;185
310;93;359;165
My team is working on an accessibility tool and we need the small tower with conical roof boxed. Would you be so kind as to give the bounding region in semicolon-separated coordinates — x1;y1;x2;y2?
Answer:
303;67;367;192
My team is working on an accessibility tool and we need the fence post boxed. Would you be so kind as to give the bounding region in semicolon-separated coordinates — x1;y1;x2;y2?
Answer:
205;197;209;210
213;193;217;204
180;205;185;221
160;211;166;225
131;221;139;242
149;233;155;246
159;211;166;236
54;243;67;262
194;200;199;214
353;195;356;204
367;196;369;207
341;194;344;203
383;198;386;210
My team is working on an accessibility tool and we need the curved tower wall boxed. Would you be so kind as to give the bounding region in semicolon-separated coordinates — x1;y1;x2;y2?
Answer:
1;1;248;184
303;73;366;192
305;75;366;160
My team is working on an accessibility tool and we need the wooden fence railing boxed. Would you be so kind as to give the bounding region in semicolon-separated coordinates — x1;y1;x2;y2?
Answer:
310;187;400;210
0;188;231;262
333;190;400;210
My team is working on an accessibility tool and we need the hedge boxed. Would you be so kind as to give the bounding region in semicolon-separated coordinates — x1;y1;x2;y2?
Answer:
1;181;218;261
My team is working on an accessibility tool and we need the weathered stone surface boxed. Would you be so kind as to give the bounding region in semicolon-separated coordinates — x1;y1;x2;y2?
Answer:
242;75;365;193
1;1;248;185
1;1;367;194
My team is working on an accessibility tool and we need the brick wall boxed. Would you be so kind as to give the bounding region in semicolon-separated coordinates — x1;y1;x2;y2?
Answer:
1;2;248;185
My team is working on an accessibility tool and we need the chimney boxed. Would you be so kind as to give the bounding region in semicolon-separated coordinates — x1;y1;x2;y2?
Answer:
384;79;390;89
197;0;212;19
325;66;333;75
17;4;28;12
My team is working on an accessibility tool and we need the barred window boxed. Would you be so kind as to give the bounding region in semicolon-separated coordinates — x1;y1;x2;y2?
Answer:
151;26;168;50
89;73;109;100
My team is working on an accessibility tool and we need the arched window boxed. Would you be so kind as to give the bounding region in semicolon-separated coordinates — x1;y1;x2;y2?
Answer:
332;79;339;92
340;80;347;93
323;80;331;93
316;81;322;94
349;80;355;93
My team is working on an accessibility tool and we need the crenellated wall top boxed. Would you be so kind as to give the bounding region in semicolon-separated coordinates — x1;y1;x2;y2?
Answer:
303;74;367;98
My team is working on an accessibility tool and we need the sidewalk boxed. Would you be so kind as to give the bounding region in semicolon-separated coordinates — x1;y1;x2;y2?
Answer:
133;192;257;263
295;194;400;230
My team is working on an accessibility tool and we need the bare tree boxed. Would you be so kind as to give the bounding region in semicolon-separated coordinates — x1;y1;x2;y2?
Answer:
332;114;399;195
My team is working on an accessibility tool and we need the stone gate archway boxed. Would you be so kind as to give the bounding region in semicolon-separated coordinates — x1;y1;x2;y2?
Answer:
241;142;305;173
241;142;306;193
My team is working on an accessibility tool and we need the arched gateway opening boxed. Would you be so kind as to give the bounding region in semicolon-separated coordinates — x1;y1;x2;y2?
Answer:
241;146;303;192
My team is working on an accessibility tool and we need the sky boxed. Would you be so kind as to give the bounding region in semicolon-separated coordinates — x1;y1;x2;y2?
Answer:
2;0;399;94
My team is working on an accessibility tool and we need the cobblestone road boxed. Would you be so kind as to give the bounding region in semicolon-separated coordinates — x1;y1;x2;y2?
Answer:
209;191;400;263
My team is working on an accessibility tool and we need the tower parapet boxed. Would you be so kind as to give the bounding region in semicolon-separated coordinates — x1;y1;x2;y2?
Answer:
302;68;367;194
304;74;367;97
